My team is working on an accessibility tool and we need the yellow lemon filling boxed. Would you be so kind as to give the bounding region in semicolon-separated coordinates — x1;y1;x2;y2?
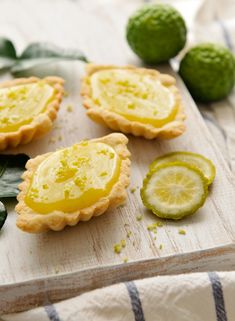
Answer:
0;81;55;132
25;141;121;214
90;69;178;127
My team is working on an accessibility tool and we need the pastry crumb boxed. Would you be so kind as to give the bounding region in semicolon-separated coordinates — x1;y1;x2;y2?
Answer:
136;214;143;221
159;244;163;250
130;187;137;193
114;243;122;254
147;221;164;233
147;223;157;233
120;239;126;248
178;229;186;235
126;231;132;238
114;239;126;254
123;257;128;263
66;105;74;112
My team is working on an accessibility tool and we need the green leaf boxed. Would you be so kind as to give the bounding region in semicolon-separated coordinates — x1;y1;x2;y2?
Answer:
0;201;7;230
20;42;87;61
0;37;17;59
0;154;29;198
0;38;17;72
11;42;88;75
0;57;16;72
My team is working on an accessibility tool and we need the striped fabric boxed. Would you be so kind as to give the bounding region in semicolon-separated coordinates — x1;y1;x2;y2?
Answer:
2;272;235;321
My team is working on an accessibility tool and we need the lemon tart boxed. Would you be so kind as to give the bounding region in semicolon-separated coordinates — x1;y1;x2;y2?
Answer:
0;76;64;150
81;64;186;139
16;133;130;233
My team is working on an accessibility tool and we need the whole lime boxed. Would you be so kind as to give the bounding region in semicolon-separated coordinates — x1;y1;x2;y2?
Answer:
126;4;187;64
179;43;235;102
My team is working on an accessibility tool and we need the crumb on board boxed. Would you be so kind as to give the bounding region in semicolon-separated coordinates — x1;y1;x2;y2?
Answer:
126;231;132;238
136;214;143;221
153;236;157;240
147;223;157;233
120;239;126;248
64;91;69;97
130;187;137;193
114;243;122;254
147;221;164;233
114;239;126;254
123;257;128;263
66;105;74;112
159;244;163;250
178;229;186;235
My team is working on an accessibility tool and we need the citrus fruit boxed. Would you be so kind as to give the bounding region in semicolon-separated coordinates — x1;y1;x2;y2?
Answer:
150;151;216;185
179;43;235;102
141;162;208;220
126;4;187;64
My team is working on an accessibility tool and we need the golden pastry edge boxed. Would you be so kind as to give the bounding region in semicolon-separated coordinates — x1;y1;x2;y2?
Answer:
81;64;186;139
15;133;131;233
0;76;64;151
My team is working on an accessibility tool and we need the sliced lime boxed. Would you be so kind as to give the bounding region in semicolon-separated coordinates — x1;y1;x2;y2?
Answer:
150;151;216;185
141;162;208;220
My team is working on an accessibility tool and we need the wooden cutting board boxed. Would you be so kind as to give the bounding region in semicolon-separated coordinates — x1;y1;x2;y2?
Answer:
1;0;235;314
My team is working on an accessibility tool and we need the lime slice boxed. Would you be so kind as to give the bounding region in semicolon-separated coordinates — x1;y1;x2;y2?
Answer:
141;162;208;220
150;151;216;185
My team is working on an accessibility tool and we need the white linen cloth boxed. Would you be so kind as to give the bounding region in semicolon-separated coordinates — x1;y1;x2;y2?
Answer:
1;271;235;321
1;0;235;320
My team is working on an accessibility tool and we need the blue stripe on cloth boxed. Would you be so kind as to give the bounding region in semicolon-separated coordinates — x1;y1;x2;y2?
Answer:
208;272;228;321
217;19;233;51
125;281;145;321
44;304;61;321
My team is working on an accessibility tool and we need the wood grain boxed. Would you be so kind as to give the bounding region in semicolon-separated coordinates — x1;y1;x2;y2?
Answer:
0;0;235;314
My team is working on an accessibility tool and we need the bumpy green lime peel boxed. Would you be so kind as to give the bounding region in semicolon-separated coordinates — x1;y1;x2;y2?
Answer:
0;38;17;72
179;43;235;102
0;38;88;76
126;4;187;64
149;151;216;185
0;201;7;230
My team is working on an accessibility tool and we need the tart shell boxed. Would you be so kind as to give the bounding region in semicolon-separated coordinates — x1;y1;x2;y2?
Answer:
0;76;64;151
16;133;131;233
81;64;186;139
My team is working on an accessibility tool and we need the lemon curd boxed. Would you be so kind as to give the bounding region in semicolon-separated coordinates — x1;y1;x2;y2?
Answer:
25;141;121;214
0;82;55;132
90;69;178;127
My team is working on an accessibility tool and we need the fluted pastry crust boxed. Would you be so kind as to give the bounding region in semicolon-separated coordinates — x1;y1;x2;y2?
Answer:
0;76;64;150
16;133;131;233
81;64;186;139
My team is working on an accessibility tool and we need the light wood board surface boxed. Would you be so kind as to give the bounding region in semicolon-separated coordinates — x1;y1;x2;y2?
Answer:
1;0;235;314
